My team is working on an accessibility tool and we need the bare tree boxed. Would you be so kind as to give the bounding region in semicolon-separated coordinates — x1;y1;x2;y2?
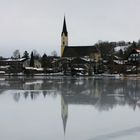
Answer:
32;49;40;59
12;49;20;59
51;50;57;56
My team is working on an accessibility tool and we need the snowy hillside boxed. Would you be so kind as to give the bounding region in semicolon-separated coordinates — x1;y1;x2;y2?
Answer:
114;45;130;52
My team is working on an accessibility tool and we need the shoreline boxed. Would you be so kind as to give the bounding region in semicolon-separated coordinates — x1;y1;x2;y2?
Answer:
0;73;140;80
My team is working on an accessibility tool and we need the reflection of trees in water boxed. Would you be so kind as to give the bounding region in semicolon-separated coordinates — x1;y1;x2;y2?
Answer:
23;91;29;99
60;78;140;111
0;77;140;110
13;92;20;102
12;91;39;102
12;90;57;102
94;79;140;111
42;90;47;97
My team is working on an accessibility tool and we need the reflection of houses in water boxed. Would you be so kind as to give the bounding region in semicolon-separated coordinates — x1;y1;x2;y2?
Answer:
0;78;140;109
0;77;63;91
0;78;140;135
61;78;102;106
23;80;43;90
60;79;140;111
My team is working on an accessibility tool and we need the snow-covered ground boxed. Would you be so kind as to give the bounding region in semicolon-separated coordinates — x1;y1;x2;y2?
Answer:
114;45;130;52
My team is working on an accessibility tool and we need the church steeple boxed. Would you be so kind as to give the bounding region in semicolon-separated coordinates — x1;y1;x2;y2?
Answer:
61;16;68;57
62;16;68;36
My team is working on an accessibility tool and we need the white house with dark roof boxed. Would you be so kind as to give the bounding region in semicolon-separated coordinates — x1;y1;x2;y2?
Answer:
0;58;27;73
128;48;140;64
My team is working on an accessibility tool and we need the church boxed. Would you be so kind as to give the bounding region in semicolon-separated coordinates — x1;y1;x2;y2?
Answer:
61;17;101;62
60;17;102;75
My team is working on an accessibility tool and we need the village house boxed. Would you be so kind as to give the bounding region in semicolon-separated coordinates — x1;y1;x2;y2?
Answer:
128;48;140;64
0;58;27;73
127;48;140;73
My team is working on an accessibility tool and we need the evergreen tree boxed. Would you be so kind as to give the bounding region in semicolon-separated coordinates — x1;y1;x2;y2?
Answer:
118;49;124;58
41;53;47;68
22;51;29;59
30;52;34;67
123;41;137;59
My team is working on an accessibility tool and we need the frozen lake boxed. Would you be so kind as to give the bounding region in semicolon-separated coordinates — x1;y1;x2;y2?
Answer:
0;76;140;140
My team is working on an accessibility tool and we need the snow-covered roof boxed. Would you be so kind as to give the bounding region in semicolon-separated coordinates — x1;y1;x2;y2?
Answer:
36;68;44;71
114;55;121;60
74;68;85;70
135;49;140;53
113;60;124;64
81;57;91;62
0;71;5;74
25;67;44;71
25;67;34;70
3;58;27;62
46;68;53;70
0;66;10;69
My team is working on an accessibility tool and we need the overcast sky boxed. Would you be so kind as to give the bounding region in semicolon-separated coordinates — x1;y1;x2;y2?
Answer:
0;0;140;57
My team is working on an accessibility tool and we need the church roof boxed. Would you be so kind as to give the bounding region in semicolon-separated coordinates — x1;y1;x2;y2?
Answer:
62;46;100;57
61;17;68;36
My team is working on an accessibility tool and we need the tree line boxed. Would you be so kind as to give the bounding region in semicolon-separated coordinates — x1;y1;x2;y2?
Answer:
1;40;140;67
95;40;140;60
0;49;58;68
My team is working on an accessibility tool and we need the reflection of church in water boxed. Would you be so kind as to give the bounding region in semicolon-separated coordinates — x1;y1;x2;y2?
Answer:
61;95;68;135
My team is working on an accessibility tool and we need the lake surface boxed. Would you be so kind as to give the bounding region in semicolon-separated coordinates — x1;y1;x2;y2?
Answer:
0;76;140;140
